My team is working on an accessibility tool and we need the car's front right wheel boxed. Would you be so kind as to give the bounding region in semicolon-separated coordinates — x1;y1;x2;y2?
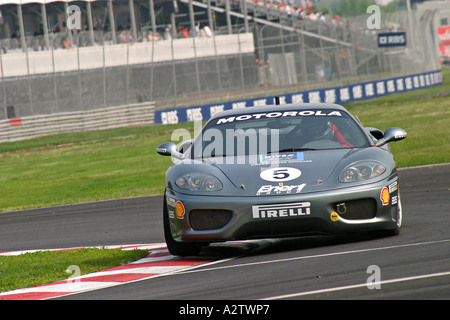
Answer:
370;190;403;237
391;189;403;235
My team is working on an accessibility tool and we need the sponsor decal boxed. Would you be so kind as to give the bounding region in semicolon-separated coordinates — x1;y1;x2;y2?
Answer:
260;167;301;182
216;110;342;125
376;81;386;95
166;196;176;218
340;87;350;102
352;85;363;99
253;98;267;106
256;183;306;196
252;202;311;219
308;91;321;103
175;201;185;219
232;101;247;109
380;187;390;206
388;181;398;193
161;110;179;124
391;195;398;205
254;152;312;166
9;118;22;126
325;89;337;103
330;211;340;222
377;32;407;47
209;104;224;117
166;196;176;207
292;93;304;103
186;107;203;122
438;26;450;56
365;83;375;97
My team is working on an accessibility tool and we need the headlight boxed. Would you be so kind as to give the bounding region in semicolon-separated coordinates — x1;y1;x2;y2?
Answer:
339;161;386;183
175;173;223;191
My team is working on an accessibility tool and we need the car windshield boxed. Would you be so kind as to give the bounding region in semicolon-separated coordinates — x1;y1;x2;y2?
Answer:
191;109;370;159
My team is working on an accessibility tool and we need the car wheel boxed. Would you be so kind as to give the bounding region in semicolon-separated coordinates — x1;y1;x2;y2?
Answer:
390;190;403;236
163;193;202;256
370;190;402;237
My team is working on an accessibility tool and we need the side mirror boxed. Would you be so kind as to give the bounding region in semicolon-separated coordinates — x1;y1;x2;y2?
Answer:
156;142;183;159
177;139;193;154
375;127;407;147
365;127;384;140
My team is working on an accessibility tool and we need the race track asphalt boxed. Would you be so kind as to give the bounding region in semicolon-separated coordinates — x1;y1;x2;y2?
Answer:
1;163;449;300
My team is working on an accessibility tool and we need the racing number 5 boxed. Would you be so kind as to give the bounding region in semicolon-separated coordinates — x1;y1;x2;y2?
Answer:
272;169;289;180
260;167;301;182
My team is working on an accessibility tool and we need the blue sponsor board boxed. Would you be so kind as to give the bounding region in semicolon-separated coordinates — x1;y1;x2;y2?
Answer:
155;70;443;124
378;32;407;47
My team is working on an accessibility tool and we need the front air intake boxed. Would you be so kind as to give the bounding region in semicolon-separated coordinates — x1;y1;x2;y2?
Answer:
189;209;232;230
333;198;377;220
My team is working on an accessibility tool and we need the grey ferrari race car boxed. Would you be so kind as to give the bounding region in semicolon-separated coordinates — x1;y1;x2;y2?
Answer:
157;103;407;256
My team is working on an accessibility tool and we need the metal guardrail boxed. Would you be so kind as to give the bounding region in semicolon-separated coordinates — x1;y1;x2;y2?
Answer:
0;102;155;143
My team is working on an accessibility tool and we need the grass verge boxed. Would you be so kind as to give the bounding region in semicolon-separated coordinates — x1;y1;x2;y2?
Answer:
0;248;149;293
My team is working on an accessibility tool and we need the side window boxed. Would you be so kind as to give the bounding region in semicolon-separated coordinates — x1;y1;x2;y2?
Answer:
333;118;368;147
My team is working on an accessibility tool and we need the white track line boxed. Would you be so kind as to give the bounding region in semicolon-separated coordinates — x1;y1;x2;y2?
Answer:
179;239;450;274
262;271;450;300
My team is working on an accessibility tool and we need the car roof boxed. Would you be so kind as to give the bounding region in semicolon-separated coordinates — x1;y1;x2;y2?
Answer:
209;103;349;120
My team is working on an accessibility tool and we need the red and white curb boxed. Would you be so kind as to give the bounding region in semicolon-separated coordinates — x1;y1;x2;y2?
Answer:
0;243;214;300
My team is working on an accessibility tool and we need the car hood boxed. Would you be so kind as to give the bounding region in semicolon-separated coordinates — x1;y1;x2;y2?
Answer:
205;149;355;196
170;147;392;197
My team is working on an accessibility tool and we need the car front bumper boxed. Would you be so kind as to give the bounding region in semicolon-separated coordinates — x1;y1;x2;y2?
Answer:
165;176;401;243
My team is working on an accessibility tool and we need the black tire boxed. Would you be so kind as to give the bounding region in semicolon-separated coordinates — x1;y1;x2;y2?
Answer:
163;193;202;256
390;190;403;236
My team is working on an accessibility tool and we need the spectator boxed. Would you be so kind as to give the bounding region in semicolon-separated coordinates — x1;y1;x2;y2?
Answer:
256;58;268;87
119;31;128;43
266;57;273;85
163;27;171;40
1;40;7;54
147;30;157;41
179;26;189;38
195;22;200;36
127;31;134;44
63;36;72;49
203;25;213;37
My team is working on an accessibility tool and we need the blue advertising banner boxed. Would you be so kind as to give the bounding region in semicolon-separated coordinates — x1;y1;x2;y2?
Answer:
378;32;407;47
154;70;443;125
